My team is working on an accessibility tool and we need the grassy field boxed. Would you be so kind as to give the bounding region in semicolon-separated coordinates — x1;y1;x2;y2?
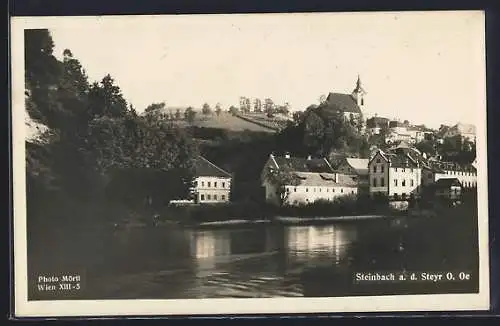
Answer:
168;112;278;133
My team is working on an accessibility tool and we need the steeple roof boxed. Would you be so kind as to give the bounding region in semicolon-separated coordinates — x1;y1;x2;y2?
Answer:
352;74;366;95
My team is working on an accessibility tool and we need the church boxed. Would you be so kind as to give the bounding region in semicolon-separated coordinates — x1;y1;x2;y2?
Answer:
321;75;366;120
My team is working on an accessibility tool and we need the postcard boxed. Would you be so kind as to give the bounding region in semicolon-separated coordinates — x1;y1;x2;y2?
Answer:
11;11;490;317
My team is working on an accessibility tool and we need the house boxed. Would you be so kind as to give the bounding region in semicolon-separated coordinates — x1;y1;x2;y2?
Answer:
368;149;423;200
321;75;366;120
421;161;477;189
433;178;462;202
332;156;370;193
366;116;389;135
261;153;358;206
189;155;232;204
444;123;476;142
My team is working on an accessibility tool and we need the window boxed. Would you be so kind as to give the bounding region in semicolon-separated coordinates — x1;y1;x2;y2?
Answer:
341;188;344;193
373;178;377;187
410;179;414;187
306;188;309;192
222;182;225;188
201;181;205;187
207;194;211;200
194;181;198;187
221;195;226;200
381;165;385;173
313;188;316;192
208;182;211;187
410;168;413;173
394;168;398;172
200;194;205;201
319;188;322;192
294;187;297;192
327;188;329;192
380;177;385;187
214;182;217;188
402;179;406;187
373;165;377;173
402;168;405;173
394;179;398;186
352;190;355;194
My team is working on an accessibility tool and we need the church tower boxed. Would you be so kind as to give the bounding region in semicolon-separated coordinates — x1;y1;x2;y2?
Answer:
351;74;367;111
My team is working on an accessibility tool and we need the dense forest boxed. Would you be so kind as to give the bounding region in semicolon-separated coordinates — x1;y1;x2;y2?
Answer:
25;29;198;230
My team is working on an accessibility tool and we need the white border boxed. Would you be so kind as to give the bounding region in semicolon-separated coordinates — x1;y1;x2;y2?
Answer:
11;12;490;317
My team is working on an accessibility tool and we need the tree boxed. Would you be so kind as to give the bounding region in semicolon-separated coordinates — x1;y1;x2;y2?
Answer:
202;103;212;115
228;106;239;115
215;103;222;116
319;95;327;104
292;111;304;125
264;166;301;206
144;102;166;117
264;98;275;115
184;107;196;124
88;75;128;119
175;108;181;120
303;111;325;155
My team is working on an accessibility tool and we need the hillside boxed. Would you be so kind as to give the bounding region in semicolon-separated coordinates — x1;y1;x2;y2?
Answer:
172;112;280;133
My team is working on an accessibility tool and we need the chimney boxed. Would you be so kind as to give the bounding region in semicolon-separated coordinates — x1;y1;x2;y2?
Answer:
269;152;274;159
285;152;290;159
335;172;339;183
307;155;312;160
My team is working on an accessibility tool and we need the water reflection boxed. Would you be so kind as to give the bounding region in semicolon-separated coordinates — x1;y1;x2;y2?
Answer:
284;225;358;270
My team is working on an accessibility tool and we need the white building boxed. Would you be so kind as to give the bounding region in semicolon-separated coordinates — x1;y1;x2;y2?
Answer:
368;149;423;200
422;161;477;189
444;123;476;142
189;156;232;204
261;154;358;206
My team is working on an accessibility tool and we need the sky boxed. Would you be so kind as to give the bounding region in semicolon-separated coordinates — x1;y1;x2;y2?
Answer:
41;11;485;129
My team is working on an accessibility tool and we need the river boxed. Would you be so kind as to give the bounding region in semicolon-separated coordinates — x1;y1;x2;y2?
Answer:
28;214;479;300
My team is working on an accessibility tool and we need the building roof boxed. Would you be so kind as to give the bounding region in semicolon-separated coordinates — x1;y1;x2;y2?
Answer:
193;155;232;178
366;116;389;128
294;172;358;187
323;93;362;113
389;120;406;128
345;158;369;176
452;123;476;135
352;75;367;95
426;161;477;173
434;178;462;188
271;155;334;173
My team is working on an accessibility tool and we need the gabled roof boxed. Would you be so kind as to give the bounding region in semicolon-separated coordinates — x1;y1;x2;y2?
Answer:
293;172;358;187
345;158;369;176
323;93;362;113
272;155;334;173
193;155;232;178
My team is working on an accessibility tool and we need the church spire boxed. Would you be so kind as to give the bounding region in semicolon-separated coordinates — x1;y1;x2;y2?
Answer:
353;74;366;95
